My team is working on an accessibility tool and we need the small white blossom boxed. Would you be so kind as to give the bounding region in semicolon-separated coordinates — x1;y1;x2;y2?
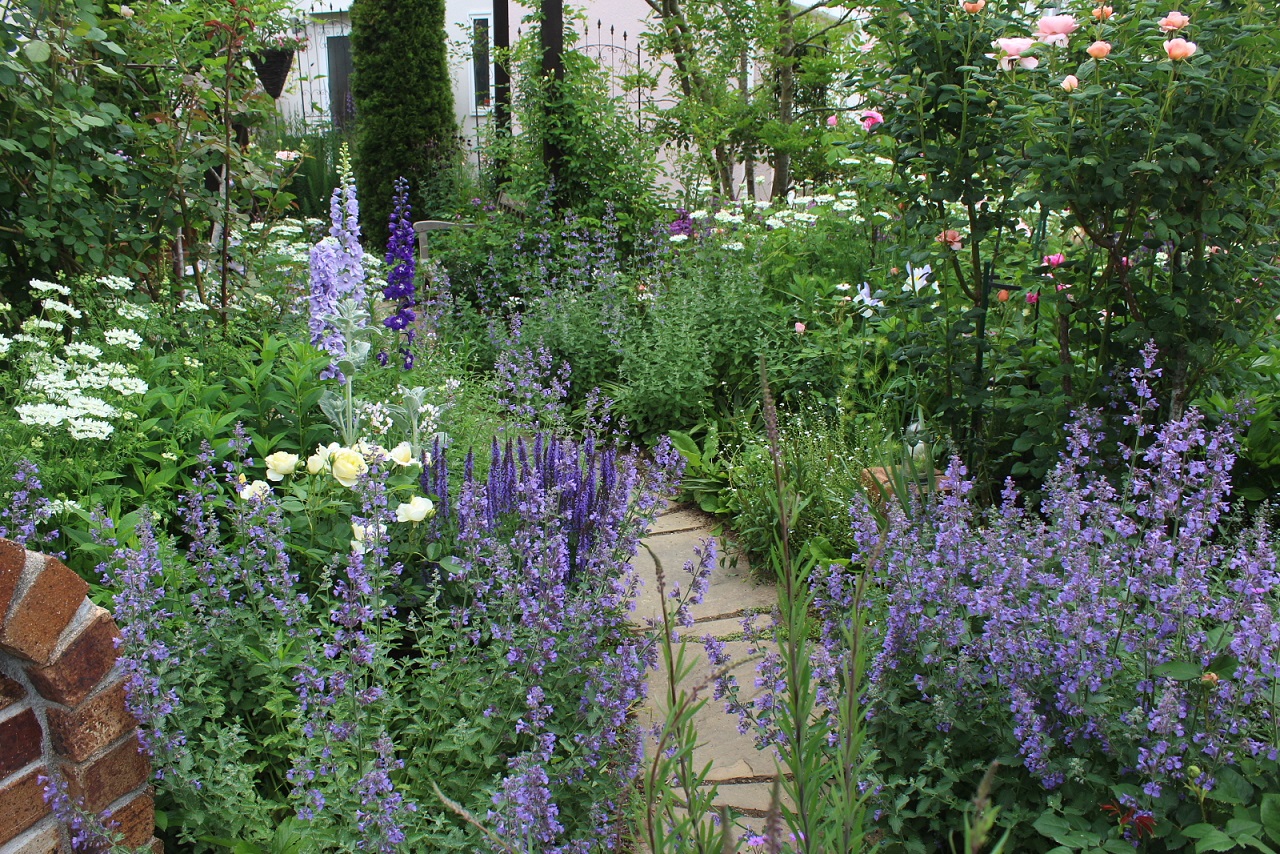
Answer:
30;278;71;296
103;328;144;350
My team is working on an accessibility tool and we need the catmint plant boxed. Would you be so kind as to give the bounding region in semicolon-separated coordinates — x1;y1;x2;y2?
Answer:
821;353;1280;849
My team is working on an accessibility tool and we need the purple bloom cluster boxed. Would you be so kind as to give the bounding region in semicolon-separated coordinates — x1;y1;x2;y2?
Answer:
382;177;418;369
494;323;573;432
668;209;694;237
436;433;682;851
0;459;56;546
309;172;367;380
109;512;188;772
290;463;415;844
816;358;1280;804
41;768;125;849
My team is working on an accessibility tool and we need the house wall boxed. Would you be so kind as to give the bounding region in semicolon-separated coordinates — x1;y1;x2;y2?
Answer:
274;0;776;200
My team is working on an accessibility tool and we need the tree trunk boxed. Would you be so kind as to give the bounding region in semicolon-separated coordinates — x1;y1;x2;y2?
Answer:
771;0;794;200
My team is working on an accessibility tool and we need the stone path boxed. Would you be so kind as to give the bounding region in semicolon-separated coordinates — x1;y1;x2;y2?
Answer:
632;504;789;841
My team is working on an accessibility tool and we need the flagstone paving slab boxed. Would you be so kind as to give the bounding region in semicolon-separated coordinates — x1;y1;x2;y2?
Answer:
633;527;777;626
634;505;792;843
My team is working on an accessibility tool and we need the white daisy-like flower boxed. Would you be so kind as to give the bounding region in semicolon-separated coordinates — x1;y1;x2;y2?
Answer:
115;302;151;321
64;343;102;361
68;418;114;440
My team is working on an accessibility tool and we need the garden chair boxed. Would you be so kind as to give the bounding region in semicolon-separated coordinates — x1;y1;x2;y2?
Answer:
412;220;474;265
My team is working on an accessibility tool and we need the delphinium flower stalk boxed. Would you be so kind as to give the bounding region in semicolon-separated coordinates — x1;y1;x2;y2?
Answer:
309;147;367;381
382;177;418;370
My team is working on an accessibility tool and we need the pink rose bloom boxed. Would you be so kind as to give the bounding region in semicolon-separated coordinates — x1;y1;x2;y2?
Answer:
1036;15;1078;47
1044;253;1066;268
1159;10;1190;31
827;114;839;127
1086;40;1112;59
962;0;986;11
1165;37;1197;60
936;229;963;251
1061;74;1079;92
1026;291;1040;305
992;37;1039;70
795;322;806;335
860;109;884;131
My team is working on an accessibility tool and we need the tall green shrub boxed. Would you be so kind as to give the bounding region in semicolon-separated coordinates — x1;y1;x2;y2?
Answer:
350;0;459;247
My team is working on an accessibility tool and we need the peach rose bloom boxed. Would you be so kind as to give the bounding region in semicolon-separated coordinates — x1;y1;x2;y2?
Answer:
1062;74;1080;92
1159;10;1190;31
1091;5;1113;20
962;0;986;11
1165;37;1197;59
1087;40;1112;58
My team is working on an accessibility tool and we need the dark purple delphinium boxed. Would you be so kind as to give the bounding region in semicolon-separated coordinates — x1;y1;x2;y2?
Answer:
812;351;1280;821
668;208;694;238
0;459;56;546
382;177;418;370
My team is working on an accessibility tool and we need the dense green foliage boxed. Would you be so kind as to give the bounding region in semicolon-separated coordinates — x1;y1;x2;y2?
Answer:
350;0;459;247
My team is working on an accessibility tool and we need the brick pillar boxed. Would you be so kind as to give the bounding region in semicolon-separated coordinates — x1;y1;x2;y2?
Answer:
0;538;162;853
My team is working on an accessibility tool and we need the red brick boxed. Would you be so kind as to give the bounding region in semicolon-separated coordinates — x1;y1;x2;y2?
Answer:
62;732;149;813
0;707;42;778
1;819;61;853
0;767;51;845
0;670;25;712
25;609;120;707
87;790;155;850
0;538;27;623
47;680;138;764
0;556;88;665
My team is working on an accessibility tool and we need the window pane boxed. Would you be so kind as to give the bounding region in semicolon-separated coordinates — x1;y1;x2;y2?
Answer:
473;18;491;110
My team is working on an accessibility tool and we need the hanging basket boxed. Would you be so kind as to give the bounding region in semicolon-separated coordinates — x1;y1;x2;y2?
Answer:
251;49;294;99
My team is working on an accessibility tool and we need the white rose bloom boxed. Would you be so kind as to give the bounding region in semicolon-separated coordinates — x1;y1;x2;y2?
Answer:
307;451;329;475
389;442;417;467
351;521;387;554
330;448;368;488
264;451;300;481
395;496;434;523
239;479;271;501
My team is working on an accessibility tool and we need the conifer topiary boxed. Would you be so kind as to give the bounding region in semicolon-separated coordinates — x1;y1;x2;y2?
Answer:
350;0;458;248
